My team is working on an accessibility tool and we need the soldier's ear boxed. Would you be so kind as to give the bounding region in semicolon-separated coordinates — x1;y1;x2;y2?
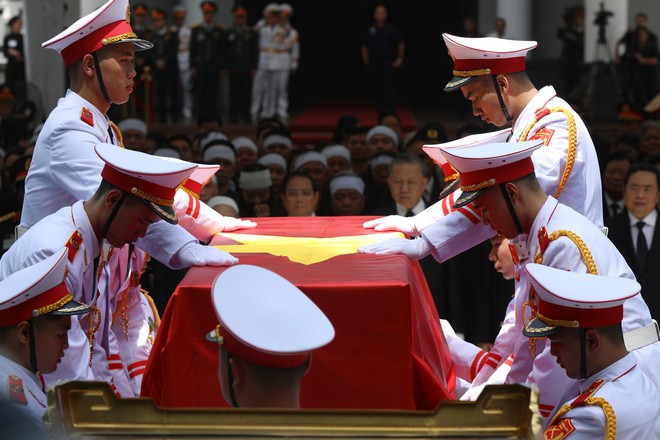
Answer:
81;54;96;78
104;189;124;209
15;321;30;345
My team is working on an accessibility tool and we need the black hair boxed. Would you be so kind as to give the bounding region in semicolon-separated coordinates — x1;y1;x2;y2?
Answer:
624;162;660;188
282;171;318;193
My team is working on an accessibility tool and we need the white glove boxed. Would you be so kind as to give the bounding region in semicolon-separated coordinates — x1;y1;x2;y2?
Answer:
362;215;419;236
357;237;431;260
219;216;257;232
173;242;238;267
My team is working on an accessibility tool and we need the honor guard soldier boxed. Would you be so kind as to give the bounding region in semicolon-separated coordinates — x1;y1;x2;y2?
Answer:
419;140;660;427
190;1;227;118
361;34;603;270
1;144;199;396
226;5;258;124
523;264;660;439
149;8;180;123
207;265;335;408
0;249;91;423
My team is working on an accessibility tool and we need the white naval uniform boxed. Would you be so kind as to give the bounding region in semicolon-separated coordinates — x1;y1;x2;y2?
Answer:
420;85;603;262
0;355;48;425
251;23;282;120
173;189;225;242
461;197;660;428
0;201;104;389
544;353;660;439
273;24;298;119
19;90;198;396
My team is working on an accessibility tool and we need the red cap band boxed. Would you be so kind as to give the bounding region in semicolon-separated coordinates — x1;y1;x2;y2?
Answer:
0;283;69;326
101;164;176;203
454;56;526;75
460;157;534;187
183;179;203;195
538;299;624;328
60;20;135;67
220;326;310;368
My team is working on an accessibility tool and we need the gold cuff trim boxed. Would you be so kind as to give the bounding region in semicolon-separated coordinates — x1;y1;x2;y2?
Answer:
130;187;174;207
536;311;579;329
461;178;496;192
102;33;138;46
33;293;73;317
178;185;200;199
452;68;491;78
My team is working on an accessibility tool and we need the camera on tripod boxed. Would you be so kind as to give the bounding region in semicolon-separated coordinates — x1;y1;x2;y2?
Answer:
593;2;614;44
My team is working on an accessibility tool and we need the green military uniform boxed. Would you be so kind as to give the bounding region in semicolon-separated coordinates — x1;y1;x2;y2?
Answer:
190;22;226;117
226;21;258;123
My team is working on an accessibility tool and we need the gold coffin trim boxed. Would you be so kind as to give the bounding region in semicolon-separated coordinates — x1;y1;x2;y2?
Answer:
46;381;536;439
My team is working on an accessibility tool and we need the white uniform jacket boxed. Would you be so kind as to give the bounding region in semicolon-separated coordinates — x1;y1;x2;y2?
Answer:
544;353;660;439
421;86;603;263
0;201;101;387
0;355;48;425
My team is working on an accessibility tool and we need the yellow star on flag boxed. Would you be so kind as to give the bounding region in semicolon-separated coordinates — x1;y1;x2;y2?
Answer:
214;232;404;265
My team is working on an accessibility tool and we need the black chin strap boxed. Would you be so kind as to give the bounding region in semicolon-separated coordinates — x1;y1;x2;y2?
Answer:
101;192;128;238
579;328;587;379
226;353;239;408
92;52;112;104
28;321;38;373
491;74;512;123
499;184;523;235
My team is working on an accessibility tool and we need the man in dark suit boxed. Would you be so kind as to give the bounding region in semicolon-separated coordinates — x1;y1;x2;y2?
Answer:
606;163;660;319
601;151;631;220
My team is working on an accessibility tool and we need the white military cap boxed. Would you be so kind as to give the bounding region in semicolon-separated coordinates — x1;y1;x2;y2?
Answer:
322;144;351;162
264;3;280;15
95;143;197;224
181;164;220;197
203;142;236;164
207;195;239;214
442;33;537;92
263;133;293;150
0;249;90;327
370;152;394;169
280;3;293;16
423;128;511;184
206;265;335;368
153;147;182;160
239;168;272;190
118;118;147;135
523;264;640;338
257;153;287;171
294;151;328;171
200;131;229;152
438;139;542;209
366;125;398;143
42;0;153;67
232;136;258;154
330;174;365;195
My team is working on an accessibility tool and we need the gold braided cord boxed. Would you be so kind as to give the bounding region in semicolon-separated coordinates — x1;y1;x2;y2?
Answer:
533;230;598;275
546;397;616;440
519;107;578;199
130;187;174;207
452;68;491;77
33;293;73;317
109;121;124;147
142;289;161;329
461;178;496;192
443;172;460;183
0;211;18;223
214;324;224;345
86;306;102;367
178;184;200;199
535;311;580;329
102;33;138;46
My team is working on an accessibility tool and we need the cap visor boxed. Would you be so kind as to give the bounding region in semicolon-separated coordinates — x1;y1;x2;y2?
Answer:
110;38;153;51
206;329;219;343
144;200;178;224
437;178;460;202
522;317;559;338
444;76;475;92
452;189;484;209
50;300;92;317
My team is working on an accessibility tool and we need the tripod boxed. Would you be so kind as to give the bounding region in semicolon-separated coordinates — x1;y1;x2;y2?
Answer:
584;30;621;121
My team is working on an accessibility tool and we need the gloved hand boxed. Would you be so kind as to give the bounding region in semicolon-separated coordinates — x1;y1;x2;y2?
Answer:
174;242;238;267
219;216;257;232
362;215;419;236
358;237;431;260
